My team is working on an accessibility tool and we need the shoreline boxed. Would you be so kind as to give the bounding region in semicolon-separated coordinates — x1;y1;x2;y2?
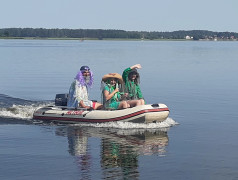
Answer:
0;37;237;41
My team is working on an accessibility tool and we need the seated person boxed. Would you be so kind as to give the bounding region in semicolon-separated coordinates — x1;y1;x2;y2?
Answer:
67;65;102;110
122;64;145;105
101;73;129;110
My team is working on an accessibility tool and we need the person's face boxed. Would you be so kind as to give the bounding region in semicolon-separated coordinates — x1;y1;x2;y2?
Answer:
82;70;90;77
129;72;137;81
110;78;117;86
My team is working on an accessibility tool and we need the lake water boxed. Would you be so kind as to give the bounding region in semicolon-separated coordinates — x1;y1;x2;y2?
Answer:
0;39;238;180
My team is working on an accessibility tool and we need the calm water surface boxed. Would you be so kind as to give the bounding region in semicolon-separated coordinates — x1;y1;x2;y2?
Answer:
0;39;238;180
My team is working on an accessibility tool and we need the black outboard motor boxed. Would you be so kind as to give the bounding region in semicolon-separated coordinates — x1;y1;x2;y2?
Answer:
55;94;68;106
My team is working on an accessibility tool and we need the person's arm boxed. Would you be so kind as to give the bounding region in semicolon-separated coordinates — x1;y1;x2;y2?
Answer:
75;82;83;102
122;64;142;81
122;67;131;82
104;87;119;101
130;64;141;70
136;85;143;99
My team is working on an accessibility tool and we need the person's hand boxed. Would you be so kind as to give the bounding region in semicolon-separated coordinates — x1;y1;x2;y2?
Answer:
114;88;119;93
132;64;142;69
136;64;142;69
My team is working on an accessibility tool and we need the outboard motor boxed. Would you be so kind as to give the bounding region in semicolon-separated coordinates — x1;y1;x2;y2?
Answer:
55;94;68;106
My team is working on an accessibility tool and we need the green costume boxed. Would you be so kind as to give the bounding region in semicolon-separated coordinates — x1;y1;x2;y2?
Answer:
103;84;122;109
122;67;143;100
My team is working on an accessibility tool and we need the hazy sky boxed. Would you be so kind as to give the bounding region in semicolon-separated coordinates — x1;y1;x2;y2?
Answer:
1;0;237;32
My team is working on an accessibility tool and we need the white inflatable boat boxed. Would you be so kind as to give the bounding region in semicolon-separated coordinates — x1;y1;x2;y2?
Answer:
33;103;169;124
33;94;169;123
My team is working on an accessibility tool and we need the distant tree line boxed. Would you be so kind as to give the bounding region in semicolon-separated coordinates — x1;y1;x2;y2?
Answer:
0;28;237;40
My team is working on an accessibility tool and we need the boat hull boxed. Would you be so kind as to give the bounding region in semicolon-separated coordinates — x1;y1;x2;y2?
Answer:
33;104;169;123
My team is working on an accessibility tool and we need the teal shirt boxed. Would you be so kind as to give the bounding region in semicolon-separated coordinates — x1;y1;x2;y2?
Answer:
104;85;121;109
122;67;143;99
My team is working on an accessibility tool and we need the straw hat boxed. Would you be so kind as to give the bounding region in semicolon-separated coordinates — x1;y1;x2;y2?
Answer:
102;73;123;84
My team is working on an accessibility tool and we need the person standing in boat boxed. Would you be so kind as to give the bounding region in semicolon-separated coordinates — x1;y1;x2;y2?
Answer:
67;66;103;110
122;64;145;105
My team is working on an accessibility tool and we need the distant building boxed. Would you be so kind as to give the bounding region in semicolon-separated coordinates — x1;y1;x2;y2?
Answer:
185;35;193;40
185;36;190;39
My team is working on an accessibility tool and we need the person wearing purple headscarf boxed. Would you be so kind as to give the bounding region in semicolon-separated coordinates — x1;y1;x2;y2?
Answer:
67;66;102;109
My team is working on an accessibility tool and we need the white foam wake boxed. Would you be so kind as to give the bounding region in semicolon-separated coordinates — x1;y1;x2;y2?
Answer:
73;117;179;130
0;103;53;120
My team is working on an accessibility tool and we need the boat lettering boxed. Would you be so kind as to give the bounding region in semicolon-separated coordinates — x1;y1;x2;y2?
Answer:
66;110;84;115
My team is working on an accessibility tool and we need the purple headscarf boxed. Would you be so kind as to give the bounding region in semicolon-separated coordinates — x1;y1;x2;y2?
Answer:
75;66;94;88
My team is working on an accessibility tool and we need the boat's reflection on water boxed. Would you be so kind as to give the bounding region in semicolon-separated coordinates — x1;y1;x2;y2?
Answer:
55;125;169;179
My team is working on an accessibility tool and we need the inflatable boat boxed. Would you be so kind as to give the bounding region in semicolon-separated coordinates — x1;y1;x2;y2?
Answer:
33;94;169;123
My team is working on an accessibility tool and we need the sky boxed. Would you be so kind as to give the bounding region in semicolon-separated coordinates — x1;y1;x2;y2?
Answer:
1;0;238;32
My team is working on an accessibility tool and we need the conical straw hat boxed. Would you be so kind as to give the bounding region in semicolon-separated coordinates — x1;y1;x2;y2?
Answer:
102;73;123;84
